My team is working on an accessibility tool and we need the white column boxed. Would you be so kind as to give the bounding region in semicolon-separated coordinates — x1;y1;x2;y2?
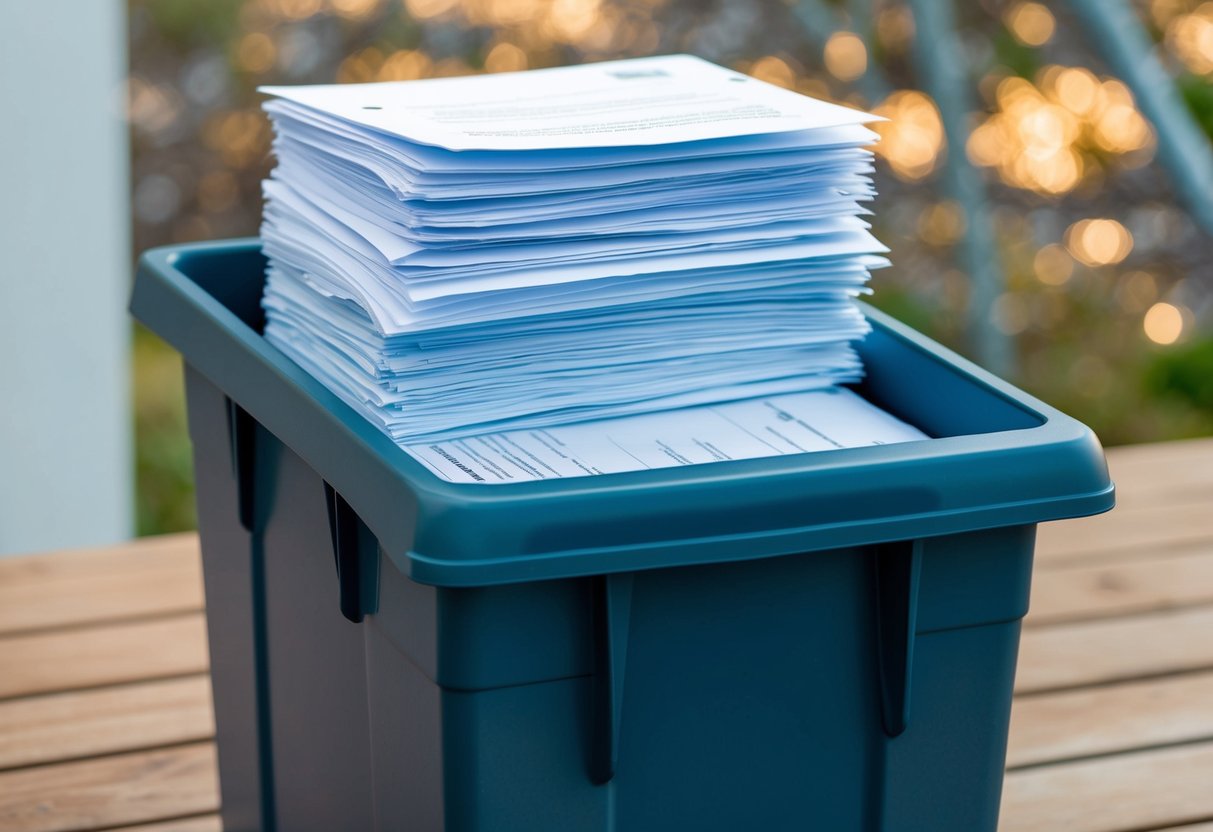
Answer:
0;1;132;554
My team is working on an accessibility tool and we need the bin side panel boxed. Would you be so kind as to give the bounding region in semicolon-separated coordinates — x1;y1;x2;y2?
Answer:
365;621;447;831
372;559;595;691
184;369;269;832
259;439;376;830
441;677;608;832
880;620;1022;832
436;581;594;690
917;526;1036;633
371;550;439;678
614;548;883;831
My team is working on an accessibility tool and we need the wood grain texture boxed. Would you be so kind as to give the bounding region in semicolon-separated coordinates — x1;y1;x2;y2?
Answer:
1035;501;1213;566
1026;547;1213;625
0;743;218;832
103;817;222;832
1001;741;1213;832
1015;605;1213;694
0;614;209;701
1007;671;1213;768
1099;438;1213;510
0;676;214;770
0;533;202;636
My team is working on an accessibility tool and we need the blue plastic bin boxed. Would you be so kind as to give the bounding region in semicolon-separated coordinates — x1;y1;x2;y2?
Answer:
131;240;1114;832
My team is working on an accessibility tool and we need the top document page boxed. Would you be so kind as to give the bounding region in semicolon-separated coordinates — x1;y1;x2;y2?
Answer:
260;54;878;151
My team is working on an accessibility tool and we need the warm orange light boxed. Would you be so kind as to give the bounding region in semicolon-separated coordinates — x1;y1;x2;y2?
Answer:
1005;2;1056;46
969;68;1151;196
871;90;945;181
749;56;797;90
1168;7;1213;75
1143;302;1185;344
824;32;868;82
545;0;602;43
403;0;459;19
1066;218;1133;267
484;42;528;73
1151;0;1187;28
1033;244;1074;285
262;0;324;20
330;0;381;19
238;32;277;74
480;0;545;27
336;47;384;84
917;201;966;246
1050;67;1100;115
377;49;432;81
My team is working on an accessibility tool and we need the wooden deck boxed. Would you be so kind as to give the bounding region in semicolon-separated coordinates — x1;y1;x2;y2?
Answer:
1;438;1212;831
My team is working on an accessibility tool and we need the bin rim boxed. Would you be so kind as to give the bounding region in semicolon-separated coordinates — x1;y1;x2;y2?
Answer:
132;238;1115;586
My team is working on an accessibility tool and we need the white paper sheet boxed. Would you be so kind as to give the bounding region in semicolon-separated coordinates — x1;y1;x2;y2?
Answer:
262;54;878;151
405;388;926;483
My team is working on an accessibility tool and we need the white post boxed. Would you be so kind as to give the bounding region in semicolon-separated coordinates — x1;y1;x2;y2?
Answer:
0;1;132;554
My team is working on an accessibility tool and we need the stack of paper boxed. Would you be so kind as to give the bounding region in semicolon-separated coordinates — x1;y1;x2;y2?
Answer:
259;55;898;463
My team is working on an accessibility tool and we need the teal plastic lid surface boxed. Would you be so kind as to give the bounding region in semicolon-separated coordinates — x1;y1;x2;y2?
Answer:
131;239;1114;587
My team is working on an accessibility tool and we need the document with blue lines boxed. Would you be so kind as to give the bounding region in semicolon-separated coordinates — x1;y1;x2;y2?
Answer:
408;388;926;484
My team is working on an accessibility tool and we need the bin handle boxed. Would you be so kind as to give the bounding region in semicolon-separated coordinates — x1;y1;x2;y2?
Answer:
323;482;378;624
873;539;922;737
590;572;634;784
226;398;258;533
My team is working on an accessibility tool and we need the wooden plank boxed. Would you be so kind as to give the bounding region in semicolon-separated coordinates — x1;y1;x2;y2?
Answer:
0;676;213;770
1000;741;1213;832
1015;605;1213;694
0;614;208;701
0;534;202;636
1102;438;1213;508
1026;548;1213;625
1035;501;1213;566
1007;670;1213;768
1153;825;1213;831
0;743;218;832
104;817;221;832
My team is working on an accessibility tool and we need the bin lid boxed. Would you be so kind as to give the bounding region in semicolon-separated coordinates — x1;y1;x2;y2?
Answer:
132;239;1114;587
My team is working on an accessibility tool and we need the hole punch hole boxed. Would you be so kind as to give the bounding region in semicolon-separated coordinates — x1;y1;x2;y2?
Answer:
362;105;383;110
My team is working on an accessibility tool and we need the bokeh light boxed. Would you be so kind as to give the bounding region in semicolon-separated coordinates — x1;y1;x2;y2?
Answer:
485;42;529;73
1144;302;1185;344
1066;218;1134;267
748;55;797;90
1033;243;1074;286
237;32;278;74
1167;4;1213;75
403;0;460;19
1004;2;1056;47
871;90;945;181
824;32;867;82
917;201;966;247
968;68;1154;196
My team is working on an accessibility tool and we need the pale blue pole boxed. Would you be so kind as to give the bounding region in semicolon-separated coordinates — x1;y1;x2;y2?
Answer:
1066;0;1213;236
904;0;1013;376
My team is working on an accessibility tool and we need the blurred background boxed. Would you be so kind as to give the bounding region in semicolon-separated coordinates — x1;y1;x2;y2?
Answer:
96;0;1213;534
